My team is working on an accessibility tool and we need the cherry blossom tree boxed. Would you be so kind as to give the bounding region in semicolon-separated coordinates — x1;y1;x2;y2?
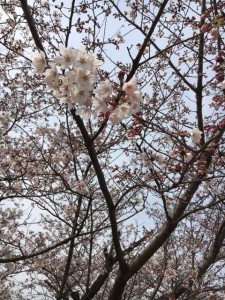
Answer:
0;0;225;299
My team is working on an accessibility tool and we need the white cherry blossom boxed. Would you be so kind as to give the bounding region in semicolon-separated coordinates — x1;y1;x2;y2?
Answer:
45;81;60;97
72;86;90;105
0;112;11;124
222;80;225;89
44;66;59;84
127;90;142;103
75;68;96;90
191;128;202;143
59;97;74;109
129;101;140;113
122;78;138;95
141;152;152;168
185;152;193;163
92;96;108;113
32;45;142;124
94;79;113;97
73;48;103;72
154;153;164;165
31;50;47;73
117;102;133;118
76;107;91;120
59;77;73;96
53;45;76;68
109;109;122;124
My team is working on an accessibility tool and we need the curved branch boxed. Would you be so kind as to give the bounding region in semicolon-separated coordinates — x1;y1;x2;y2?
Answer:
196;0;206;144
0;234;77;263
126;0;170;82
65;0;76;47
19;0;45;53
197;220;225;279
71;109;128;273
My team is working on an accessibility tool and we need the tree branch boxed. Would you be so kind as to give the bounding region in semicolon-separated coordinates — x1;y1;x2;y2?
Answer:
126;0;170;82
71;109;128;273
197;220;225;279
108;126;225;300
19;0;45;53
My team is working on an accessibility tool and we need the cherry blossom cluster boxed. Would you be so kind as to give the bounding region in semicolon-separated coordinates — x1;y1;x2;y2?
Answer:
31;45;142;124
190;128;202;143
0;111;11;133
94;77;142;124
201;12;225;40
213;50;225;84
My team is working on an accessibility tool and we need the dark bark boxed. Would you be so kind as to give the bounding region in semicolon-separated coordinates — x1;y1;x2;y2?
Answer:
19;0;45;53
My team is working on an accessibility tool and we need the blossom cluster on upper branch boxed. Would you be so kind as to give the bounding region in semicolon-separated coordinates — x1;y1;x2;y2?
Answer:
31;45;142;124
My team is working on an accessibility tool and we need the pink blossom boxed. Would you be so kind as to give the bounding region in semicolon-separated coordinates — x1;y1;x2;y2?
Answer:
44;66;59;84
200;23;211;33
122;79;138;95
201;14;208;20
210;27;219;41
129;90;142;103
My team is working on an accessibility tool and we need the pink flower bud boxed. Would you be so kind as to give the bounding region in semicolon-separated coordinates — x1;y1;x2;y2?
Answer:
104;111;110;119
210;27;219;40
201;14;207;20
201;23;211;32
212;64;223;72
218;50;225;56
108;104;114;112
118;70;125;79
85;97;92;106
102;96;109;103
215;73;224;82
118;70;125;85
215;56;224;63
112;83;117;91
97;112;104;118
